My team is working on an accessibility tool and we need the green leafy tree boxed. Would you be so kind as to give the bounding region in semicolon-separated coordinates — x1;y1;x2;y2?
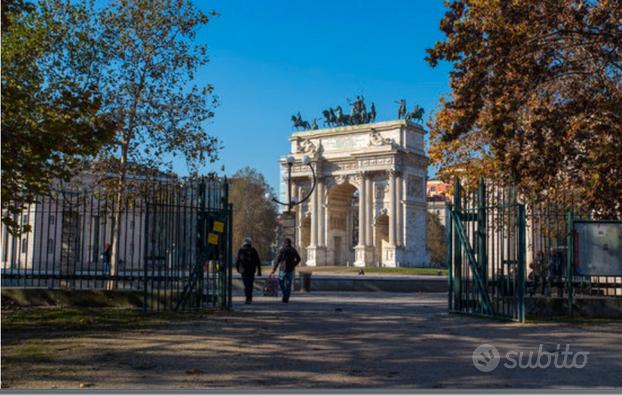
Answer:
88;0;220;283
1;0;114;232
229;167;278;262
426;0;622;216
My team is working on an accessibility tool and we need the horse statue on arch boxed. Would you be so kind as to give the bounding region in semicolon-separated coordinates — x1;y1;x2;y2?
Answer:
405;105;424;124
291;112;311;130
322;108;337;127
323;106;350;126
334;105;350;126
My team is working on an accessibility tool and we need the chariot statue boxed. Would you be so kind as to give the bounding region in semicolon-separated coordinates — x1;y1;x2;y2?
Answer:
334;105;350;126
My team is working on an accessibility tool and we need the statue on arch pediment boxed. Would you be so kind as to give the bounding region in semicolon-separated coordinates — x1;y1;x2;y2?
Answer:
295;137;317;155
368;128;397;148
295;137;323;157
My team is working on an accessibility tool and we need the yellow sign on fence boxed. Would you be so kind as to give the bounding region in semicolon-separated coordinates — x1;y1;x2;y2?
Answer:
213;221;225;233
207;233;219;245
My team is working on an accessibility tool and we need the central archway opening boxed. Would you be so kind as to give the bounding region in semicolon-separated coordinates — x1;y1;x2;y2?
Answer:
326;183;358;266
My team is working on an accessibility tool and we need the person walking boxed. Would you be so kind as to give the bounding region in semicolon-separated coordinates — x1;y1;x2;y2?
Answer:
270;238;301;303
236;238;262;304
101;243;112;276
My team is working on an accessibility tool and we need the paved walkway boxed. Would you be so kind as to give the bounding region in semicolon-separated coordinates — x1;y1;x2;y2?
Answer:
3;292;622;389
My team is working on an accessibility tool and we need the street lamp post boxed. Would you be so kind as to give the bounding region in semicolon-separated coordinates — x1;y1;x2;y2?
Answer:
265;155;317;269
268;154;317;213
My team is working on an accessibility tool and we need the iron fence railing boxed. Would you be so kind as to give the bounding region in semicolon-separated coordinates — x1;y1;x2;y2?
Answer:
448;177;621;321
1;176;232;312
526;204;622;302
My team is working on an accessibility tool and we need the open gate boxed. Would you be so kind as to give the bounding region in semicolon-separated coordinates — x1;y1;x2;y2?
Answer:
448;178;526;321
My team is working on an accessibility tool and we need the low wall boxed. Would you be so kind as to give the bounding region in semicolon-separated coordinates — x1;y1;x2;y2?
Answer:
2;288;146;308
233;274;448;293
526;296;622;319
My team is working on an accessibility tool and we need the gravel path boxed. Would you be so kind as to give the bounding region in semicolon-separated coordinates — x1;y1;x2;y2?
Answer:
3;291;622;389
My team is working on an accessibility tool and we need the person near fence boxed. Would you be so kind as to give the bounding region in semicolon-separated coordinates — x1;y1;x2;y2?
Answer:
528;251;548;296
236;237;262;304
271;238;301;303
548;248;564;297
101;243;112;276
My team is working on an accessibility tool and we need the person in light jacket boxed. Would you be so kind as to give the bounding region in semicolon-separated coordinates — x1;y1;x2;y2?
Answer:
270;238;300;303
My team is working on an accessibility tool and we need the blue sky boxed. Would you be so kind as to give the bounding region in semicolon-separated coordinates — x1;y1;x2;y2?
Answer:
184;0;453;191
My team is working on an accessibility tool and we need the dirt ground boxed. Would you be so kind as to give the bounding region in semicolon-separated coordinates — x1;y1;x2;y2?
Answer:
2;291;622;389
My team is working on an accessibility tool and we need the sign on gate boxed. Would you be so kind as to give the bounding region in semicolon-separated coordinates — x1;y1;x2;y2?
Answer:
208;233;219;245
213;221;225;233
574;221;622;276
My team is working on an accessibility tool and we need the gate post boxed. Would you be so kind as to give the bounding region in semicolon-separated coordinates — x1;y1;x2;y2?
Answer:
197;180;207;310
453;177;462;310
477;178;487;289
517;203;526;322
566;210;574;317
447;202;453;311
143;201;149;314
227;202;233;310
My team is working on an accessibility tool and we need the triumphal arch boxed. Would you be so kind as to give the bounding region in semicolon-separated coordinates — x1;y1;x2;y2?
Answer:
280;120;429;267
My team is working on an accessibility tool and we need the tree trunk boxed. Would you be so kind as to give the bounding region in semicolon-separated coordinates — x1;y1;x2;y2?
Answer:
107;139;129;290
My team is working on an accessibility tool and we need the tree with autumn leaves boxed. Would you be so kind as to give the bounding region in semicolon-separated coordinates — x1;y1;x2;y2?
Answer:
229;167;278;262
426;0;621;216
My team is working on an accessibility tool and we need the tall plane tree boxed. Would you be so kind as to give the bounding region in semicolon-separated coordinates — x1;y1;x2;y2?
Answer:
426;0;621;216
93;0;220;285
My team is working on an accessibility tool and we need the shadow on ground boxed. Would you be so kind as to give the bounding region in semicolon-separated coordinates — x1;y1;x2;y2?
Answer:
2;291;622;389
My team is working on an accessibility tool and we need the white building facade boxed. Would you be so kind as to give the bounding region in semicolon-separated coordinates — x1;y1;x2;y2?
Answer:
280;120;430;267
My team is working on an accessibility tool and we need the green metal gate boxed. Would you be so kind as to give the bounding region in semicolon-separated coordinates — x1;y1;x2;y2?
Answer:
448;178;526;322
142;177;233;312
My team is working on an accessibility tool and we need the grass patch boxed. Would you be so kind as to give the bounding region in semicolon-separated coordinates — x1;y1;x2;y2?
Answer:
7;340;53;362
2;307;213;332
296;266;447;276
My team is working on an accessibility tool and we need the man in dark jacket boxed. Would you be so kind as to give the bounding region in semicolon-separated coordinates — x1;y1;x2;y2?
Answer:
270;238;301;303
236;238;262;304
